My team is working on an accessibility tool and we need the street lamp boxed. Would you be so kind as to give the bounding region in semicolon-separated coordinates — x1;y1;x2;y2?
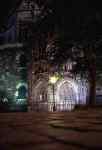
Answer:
49;75;58;111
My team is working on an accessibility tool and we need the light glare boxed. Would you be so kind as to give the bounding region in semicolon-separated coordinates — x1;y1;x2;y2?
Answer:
49;76;59;84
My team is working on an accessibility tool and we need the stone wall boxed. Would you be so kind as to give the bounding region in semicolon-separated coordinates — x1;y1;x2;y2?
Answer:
0;49;28;111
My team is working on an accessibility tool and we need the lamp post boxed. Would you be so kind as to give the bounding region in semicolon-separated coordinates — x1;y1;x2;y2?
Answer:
49;75;58;111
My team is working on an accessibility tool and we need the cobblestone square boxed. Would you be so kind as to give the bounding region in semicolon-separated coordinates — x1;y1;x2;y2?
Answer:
0;108;102;149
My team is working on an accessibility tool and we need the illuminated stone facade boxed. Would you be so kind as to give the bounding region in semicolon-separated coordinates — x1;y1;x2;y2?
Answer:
0;0;101;111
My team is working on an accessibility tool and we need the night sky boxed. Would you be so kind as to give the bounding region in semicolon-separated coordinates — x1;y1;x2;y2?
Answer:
0;0;22;30
0;0;102;33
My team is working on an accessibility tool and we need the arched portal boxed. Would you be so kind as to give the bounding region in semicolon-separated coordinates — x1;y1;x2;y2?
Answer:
32;79;48;111
32;77;87;111
15;82;28;104
56;81;76;111
49;78;79;111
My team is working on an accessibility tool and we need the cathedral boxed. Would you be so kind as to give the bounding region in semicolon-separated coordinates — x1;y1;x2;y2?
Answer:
0;0;100;112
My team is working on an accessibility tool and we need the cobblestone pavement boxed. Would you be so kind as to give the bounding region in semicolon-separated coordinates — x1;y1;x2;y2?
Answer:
0;108;102;150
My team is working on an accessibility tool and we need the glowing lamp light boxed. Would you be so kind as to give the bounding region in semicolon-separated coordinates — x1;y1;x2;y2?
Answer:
49;76;59;84
15;91;18;97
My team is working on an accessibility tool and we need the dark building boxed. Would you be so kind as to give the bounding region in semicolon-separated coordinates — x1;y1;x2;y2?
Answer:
0;0;101;112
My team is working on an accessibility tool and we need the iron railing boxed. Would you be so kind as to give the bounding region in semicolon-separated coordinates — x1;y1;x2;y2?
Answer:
32;101;76;112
